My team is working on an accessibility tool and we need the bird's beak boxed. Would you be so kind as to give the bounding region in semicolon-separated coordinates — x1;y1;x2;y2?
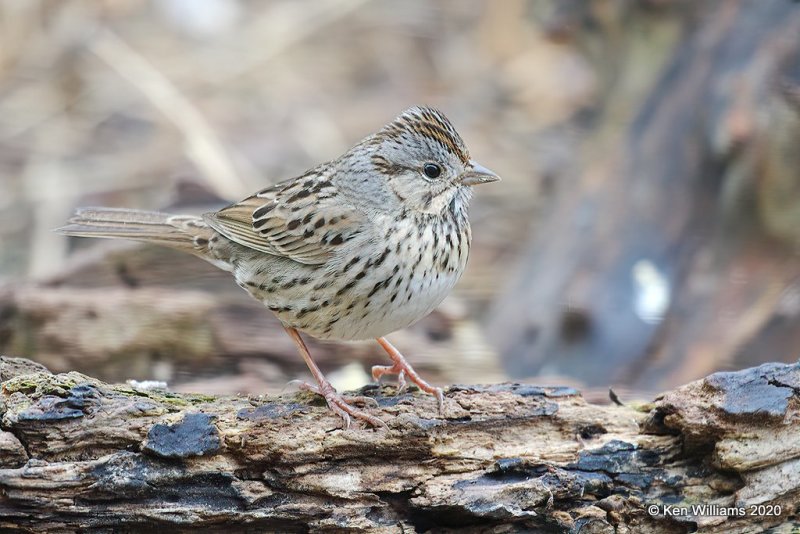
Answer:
460;160;501;186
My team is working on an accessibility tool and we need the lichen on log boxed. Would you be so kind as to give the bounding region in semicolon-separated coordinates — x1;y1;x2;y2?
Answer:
0;356;798;532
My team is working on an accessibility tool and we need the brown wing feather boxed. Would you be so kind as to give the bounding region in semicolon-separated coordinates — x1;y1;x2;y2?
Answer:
204;172;363;265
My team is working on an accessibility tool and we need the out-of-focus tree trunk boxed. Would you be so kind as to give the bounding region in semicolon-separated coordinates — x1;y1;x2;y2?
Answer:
489;0;800;392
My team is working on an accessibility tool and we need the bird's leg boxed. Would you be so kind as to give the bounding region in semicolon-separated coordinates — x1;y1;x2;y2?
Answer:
283;326;385;429
372;337;445;415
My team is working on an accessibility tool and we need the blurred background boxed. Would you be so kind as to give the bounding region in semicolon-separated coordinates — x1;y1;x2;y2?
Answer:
1;0;798;402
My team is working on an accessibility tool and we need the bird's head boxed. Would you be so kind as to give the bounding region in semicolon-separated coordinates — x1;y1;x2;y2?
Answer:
344;107;499;215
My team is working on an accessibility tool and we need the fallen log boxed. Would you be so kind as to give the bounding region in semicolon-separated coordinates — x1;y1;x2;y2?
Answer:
0;241;504;394
0;356;797;532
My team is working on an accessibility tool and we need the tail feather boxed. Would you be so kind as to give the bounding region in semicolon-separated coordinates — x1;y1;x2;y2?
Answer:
57;207;213;252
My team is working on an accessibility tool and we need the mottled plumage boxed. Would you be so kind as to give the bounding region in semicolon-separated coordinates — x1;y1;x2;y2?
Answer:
58;107;499;428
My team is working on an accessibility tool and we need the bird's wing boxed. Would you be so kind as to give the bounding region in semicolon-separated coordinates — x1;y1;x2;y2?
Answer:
204;172;364;265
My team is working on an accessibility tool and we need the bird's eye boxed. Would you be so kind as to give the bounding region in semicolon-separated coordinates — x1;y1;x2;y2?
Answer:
423;163;442;179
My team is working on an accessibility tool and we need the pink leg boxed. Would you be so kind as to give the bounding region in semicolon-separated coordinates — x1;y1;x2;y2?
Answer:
284;326;385;429
372;337;444;415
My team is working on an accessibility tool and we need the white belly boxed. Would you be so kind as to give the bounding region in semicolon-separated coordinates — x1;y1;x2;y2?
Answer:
330;265;462;340
235;214;470;341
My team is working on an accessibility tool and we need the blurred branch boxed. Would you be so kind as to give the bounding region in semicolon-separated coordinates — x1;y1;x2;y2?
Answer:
89;29;249;200
780;77;800;114
22;135;72;279
216;0;375;83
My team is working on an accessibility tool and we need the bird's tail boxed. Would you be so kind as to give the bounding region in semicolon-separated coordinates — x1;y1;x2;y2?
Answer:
57;207;214;254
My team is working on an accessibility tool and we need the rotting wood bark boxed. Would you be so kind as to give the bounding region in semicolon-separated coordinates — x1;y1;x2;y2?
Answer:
0;356;798;533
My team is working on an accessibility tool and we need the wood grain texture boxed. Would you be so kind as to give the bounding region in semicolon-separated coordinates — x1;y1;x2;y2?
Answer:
0;356;797;532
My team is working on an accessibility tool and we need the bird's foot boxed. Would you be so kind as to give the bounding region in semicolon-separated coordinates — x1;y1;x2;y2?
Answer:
371;355;444;416
290;380;386;430
371;364;408;392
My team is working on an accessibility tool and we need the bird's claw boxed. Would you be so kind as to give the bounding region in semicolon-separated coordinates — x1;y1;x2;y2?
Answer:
287;379;386;429
371;361;444;416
